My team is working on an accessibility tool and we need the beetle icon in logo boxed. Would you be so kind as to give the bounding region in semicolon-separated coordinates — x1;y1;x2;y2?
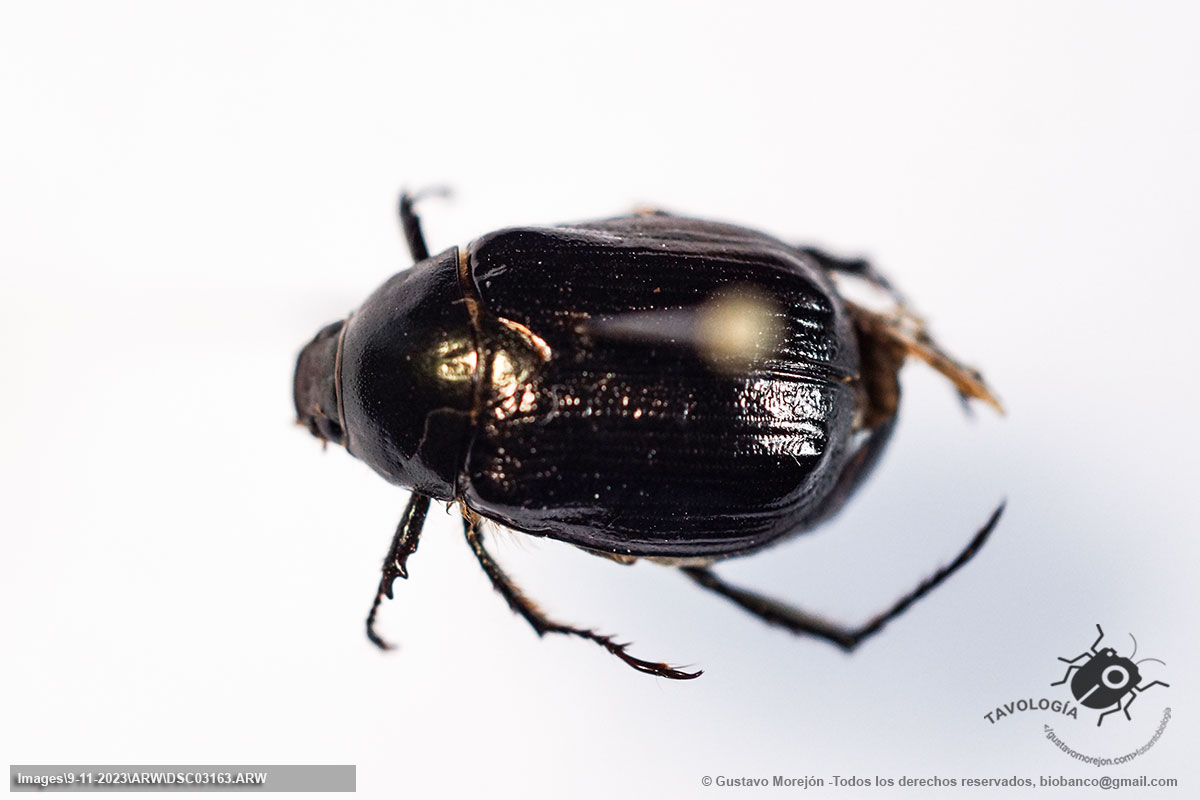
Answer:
1052;624;1169;726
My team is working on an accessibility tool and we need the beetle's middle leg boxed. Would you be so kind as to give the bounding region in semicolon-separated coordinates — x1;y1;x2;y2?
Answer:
1051;626;1107;684
461;508;701;680
682;502;1004;652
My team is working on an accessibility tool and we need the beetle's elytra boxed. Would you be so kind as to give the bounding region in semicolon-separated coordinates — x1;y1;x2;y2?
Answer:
293;192;1004;679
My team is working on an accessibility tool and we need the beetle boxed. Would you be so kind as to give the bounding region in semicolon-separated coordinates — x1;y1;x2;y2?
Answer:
293;191;1005;678
1052;624;1169;725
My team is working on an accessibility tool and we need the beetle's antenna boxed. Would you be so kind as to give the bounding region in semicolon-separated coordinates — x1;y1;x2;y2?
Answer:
1129;633;1138;660
1136;657;1166;667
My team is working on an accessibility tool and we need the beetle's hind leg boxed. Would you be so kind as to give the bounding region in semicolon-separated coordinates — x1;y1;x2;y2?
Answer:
1103;680;1168;726
682;502;1004;652
1097;700;1126;727
461;508;701;680
398;187;450;263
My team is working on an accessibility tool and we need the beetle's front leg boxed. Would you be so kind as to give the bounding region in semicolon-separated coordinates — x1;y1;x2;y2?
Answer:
365;492;432;649
683;503;1004;652
798;246;908;307
1051;662;1089;690
1050;658;1087;687
460;508;701;680
398;187;449;263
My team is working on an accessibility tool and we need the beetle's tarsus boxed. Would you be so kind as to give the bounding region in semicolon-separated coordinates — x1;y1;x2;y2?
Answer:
461;510;699;680
570;630;701;680
364;492;432;653
847;300;1004;415
365;604;394;651
957;392;976;418
683;501;1005;651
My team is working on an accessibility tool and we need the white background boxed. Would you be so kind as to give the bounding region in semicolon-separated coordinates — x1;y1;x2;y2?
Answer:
3;2;1198;798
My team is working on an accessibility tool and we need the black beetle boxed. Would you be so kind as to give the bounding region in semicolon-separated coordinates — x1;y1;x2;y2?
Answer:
1052;624;1169;725
293;192;1004;679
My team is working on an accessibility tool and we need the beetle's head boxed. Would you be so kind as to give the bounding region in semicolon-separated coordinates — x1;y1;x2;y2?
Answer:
294;319;346;446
